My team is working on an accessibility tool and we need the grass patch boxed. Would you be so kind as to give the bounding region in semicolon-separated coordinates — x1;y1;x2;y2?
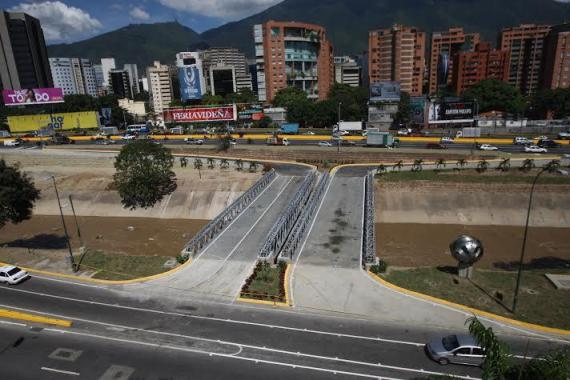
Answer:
241;261;286;303
377;169;570;185
79;250;175;281
383;267;570;329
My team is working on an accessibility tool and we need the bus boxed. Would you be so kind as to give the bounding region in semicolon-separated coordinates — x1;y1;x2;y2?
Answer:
126;124;150;134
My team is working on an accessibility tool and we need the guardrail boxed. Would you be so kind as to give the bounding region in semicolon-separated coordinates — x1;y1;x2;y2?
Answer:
258;170;318;261
278;172;330;262
181;169;276;258
362;173;377;265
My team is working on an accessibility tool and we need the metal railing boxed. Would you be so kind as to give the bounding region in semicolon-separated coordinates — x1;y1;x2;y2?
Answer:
362;173;377;265
258;170;318;261
181;169;276;258
278;172;330;262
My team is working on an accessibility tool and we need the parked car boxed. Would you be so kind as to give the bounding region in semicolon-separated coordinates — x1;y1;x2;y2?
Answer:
0;265;30;285
524;145;548;153
441;137;454;144
537;139;559;148
318;141;332;147
479;144;498;151
425;334;485;366
426;143;447;149
184;138;204;145
513;136;532;145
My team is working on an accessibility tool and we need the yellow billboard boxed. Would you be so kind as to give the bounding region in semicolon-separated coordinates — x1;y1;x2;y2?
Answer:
7;111;100;133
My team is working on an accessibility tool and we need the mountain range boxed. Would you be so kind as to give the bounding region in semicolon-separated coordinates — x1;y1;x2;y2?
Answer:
48;0;570;70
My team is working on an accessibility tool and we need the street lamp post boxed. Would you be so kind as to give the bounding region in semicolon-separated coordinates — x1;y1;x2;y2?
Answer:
512;167;548;313
50;176;77;271
337;102;342;153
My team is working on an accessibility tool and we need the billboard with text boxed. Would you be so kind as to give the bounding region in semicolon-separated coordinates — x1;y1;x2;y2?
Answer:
164;106;237;123
2;88;64;106
179;66;203;101
370;82;400;102
8;111;99;132
428;102;474;124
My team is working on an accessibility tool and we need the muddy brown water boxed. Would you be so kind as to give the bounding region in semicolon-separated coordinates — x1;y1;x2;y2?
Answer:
376;223;570;270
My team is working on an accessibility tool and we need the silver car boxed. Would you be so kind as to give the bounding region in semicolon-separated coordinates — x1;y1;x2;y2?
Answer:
425;334;485;366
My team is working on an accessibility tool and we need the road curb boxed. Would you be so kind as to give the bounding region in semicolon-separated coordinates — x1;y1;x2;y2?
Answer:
237;264;292;308
0;308;72;327
367;271;570;336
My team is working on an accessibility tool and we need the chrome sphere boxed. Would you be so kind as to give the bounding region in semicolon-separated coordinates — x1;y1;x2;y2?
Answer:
450;235;484;265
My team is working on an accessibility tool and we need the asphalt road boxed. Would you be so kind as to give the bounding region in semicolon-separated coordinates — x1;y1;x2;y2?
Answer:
1;276;566;380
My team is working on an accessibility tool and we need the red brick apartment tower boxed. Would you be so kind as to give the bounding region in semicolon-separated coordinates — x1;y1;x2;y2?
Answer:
368;24;426;96
543;23;570;90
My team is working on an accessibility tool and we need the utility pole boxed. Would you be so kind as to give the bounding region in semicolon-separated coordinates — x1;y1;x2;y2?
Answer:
337;102;342;153
68;195;83;248
51;176;76;271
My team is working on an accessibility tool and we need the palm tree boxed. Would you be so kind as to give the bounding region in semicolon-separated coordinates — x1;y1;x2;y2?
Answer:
435;159;447;169
207;157;215;169
543;159;560;173
411;159;423;172
520;158;535;172
377;164;387;175
477;159;489;173
249;161;259;172
393;160;404;172
235;159;244;171
193;158;203;170
220;158;229;169
179;157;188;168
498;158;510;172
456;158;467;170
466;317;512;379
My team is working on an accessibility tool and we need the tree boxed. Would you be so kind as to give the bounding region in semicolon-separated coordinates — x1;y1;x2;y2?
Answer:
394;91;411;126
529;88;570;119
464;80;526;116
467;316;512;379
225;88;257;104
0;160;40;229
201;93;225;105
113;140;177;210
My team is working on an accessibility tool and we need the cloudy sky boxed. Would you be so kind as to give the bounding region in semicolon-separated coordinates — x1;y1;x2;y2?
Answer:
3;0;283;44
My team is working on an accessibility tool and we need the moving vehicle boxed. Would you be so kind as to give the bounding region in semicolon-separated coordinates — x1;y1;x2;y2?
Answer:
426;143;447;149
184;138;204;145
303;131;315;135
267;136;290;146
425;334;485;366
126;124;150;135
229;138;237;145
479;144;498;151
558;131;570;140
279;123;300;134
318;141;332;147
51;134;75;145
100;126;119;136
0;265;30;285
524;145;548;153
97;139;116;145
441;137;454;143
121;134;137;140
3;139;21;147
367;130;399;148
397;128;410;136
537;139;559;148
534;135;549;141
513;136;532;145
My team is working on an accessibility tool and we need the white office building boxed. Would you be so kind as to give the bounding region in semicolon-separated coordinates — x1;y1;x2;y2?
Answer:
123;63;140;95
334;56;361;87
100;57;116;88
49;57;97;96
147;61;172;115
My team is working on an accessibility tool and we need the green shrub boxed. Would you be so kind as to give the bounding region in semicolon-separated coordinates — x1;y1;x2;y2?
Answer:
370;260;388;274
176;254;188;264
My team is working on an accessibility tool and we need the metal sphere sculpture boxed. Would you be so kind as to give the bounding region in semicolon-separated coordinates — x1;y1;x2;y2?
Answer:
450;235;484;265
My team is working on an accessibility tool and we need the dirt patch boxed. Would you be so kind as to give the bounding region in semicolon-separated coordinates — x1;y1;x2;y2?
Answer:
376;223;570;270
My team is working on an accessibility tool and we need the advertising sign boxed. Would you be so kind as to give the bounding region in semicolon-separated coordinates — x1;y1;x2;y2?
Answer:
437;53;450;87
2;88;64;106
164;106;237;123
428;102;474;124
100;108;112;124
179;66;203;101
410;97;426;125
370;82;400;102
7;111;99;132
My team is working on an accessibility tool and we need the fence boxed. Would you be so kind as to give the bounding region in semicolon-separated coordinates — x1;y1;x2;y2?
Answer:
181;169;276;258
362;173;377;265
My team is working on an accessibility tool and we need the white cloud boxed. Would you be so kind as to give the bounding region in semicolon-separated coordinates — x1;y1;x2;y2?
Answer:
129;6;151;21
8;1;102;42
158;0;282;20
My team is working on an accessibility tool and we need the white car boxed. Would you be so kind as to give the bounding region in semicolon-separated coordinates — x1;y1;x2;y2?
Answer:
0;266;29;285
184;138;204;145
121;134;137;140
338;130;350;136
513;136;532;145
303;131;316;135
361;131;368;137
534;135;549;141
318;141;332;147
397;129;410;136
479;144;498;151
3;139;21;147
524;145;548;153
441;137;454;143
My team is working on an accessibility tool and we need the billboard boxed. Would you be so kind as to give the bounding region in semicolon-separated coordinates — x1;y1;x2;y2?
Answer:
8;111;100;132
437;53;450;87
179;66;203;101
370;82;400;102
428;102;474;124
2;88;64;106
164;106;237;123
410;97;426;125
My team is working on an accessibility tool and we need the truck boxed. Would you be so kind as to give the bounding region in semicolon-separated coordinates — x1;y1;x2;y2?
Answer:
338;121;363;131
366;129;399;148
266;136;290;146
279;123;300;134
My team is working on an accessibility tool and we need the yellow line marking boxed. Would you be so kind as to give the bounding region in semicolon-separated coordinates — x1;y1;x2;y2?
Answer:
368;271;570;336
0;308;72;327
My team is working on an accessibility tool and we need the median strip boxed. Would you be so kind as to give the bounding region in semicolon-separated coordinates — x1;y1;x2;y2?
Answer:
0;308;72;327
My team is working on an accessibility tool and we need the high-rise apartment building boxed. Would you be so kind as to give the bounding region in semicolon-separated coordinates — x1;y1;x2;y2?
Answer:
123;63;140;95
542;23;570;90
500;24;551;96
254;21;334;102
147;61;172;115
368;25;426;96
93;64;105;94
49;58;98;97
452;42;510;95
100;58;116;88
0;11;52;90
429;27;480;94
108;69;132;99
202;47;253;94
334;56;361;87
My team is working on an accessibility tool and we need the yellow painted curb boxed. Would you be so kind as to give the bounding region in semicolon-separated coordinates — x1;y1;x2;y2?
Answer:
237;264;291;308
0;308;72;327
368;271;570;336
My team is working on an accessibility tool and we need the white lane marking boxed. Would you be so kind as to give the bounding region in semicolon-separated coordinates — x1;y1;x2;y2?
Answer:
289;172;334;306
188;176;294;290
40;367;80;376
0;320;27;327
43;325;476;380
31;275;104;289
